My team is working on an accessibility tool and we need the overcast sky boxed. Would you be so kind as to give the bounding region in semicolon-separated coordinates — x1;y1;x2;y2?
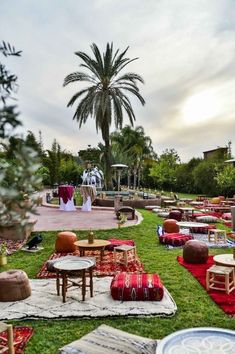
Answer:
1;0;235;162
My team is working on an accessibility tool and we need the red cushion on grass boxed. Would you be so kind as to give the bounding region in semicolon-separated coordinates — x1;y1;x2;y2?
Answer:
105;239;135;251
189;224;216;234
110;272;164;301
159;233;193;246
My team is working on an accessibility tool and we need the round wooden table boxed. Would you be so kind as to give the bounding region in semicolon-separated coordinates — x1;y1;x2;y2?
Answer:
213;254;235;268
54;257;95;303
74;239;111;262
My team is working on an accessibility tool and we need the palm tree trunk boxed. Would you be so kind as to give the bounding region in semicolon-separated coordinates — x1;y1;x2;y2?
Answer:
102;123;113;190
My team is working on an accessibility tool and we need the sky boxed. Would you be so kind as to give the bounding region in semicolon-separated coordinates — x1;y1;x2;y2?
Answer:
1;0;235;162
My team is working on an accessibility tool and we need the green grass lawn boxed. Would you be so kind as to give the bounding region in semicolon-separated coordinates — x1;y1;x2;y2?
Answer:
2;210;235;353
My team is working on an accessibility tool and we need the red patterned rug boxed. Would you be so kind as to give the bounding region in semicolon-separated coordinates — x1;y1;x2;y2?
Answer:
0;238;27;256
37;250;144;278
177;256;235;316
0;326;33;353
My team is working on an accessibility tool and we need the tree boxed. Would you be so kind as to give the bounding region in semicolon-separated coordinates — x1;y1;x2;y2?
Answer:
64;43;145;189
149;148;180;191
192;160;220;195
0;41;41;228
110;125;156;188
214;164;235;197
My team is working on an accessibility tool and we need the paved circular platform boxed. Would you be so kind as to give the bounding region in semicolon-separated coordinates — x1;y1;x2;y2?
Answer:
33;206;140;231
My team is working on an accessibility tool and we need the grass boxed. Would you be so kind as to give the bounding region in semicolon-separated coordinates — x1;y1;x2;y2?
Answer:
1;210;235;353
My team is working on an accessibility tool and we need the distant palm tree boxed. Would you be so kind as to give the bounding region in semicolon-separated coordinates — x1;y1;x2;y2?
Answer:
63;43;145;189
111;125;156;188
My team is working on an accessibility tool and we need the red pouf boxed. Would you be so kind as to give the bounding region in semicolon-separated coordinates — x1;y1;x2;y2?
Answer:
159;233;193;246
163;219;180;233
55;231;77;253
183;240;208;264
110;272;164;301
168;210;182;221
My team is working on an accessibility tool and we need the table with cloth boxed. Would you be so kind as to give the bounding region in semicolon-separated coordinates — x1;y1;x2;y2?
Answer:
80;185;96;212
58;185;76;211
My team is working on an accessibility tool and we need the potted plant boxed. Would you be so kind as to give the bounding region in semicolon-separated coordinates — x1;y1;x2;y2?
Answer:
117;213;127;228
0;242;8;266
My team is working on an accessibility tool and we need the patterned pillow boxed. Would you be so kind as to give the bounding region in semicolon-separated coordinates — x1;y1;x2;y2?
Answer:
111;272;164;301
222;213;231;220
159;233;193;246
189;224;215;234
195;215;219;223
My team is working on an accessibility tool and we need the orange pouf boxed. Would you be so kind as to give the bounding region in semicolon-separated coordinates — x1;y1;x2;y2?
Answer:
163;219;180;233
55;231;77;253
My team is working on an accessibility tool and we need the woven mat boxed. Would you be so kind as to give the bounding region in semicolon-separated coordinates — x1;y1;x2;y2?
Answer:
0;277;177;320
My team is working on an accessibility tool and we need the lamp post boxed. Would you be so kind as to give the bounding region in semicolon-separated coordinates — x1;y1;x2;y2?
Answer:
111;164;128;192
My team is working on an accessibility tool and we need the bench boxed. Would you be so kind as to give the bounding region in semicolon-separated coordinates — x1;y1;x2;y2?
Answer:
116;206;135;220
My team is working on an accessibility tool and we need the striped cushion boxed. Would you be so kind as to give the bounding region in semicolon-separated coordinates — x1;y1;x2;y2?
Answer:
159;233;193;246
59;324;157;354
111;272;164;301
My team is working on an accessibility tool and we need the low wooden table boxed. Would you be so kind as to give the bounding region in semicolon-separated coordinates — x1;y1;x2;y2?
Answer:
213;254;235;268
74;239;111;262
53;257;95;303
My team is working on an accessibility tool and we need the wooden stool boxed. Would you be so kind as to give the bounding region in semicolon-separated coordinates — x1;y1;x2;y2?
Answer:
206;265;235;294
114;245;136;266
208;229;227;243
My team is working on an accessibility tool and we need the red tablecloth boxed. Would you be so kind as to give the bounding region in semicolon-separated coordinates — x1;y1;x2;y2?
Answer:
58;185;74;204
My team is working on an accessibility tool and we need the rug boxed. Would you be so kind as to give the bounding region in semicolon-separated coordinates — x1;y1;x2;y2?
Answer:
37;250;144;278
0;278;177;320
0;238;27;256
0;326;33;353
164;233;234;249
177;256;235;316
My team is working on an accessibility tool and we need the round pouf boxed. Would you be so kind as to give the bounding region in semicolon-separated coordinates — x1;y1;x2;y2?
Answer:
0;270;31;302
168;210;182;221
55;231;77;253
163;219;180;233
183;240;208;264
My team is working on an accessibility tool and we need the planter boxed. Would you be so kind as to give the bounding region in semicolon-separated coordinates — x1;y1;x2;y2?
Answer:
0;254;7;266
0;219;37;241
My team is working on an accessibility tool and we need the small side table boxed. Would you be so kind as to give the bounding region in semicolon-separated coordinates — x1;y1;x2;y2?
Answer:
206;265;235;294
54;257;95;303
114;245;136;266
208;229;227;243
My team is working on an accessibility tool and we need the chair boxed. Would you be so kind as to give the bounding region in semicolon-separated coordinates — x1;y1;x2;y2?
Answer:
0;322;14;354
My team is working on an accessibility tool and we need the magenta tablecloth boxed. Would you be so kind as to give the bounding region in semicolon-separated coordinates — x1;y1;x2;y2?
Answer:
58;185;74;204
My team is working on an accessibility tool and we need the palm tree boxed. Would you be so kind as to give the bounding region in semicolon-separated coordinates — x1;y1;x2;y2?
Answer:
111;125;156;189
63;43;145;189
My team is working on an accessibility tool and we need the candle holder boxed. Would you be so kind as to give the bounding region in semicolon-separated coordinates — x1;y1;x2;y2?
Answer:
88;230;94;244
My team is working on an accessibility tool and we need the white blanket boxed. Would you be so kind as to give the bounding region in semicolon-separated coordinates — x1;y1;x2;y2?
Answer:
0;277;177;320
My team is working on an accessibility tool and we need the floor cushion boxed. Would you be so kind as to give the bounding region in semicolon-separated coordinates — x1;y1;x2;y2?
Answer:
183;240;208;264
105;239;135;251
163;219;179;233
222;212;231;220
0;270;31;302
159;233;193;246
110;272;164;301
189;224;216;234
58;324;158;354
55;231;77;253
195;215;219;223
